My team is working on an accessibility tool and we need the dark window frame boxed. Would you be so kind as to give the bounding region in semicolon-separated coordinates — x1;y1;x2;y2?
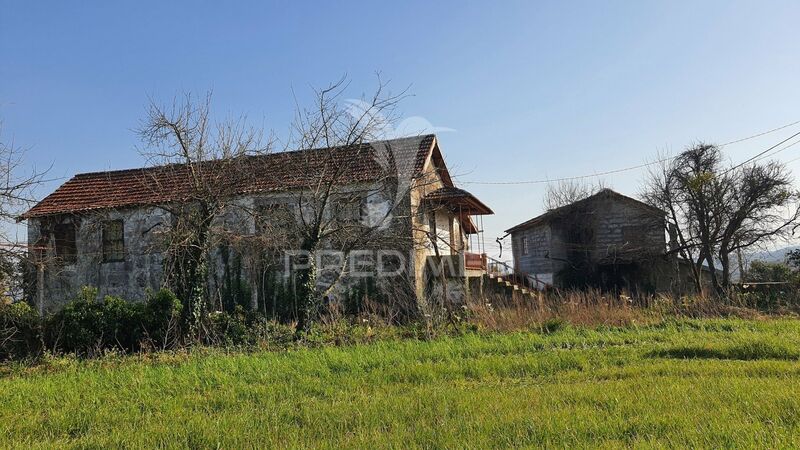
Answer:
102;220;125;262
427;210;437;234
32;236;48;263
449;216;457;251
334;195;365;224
54;222;77;265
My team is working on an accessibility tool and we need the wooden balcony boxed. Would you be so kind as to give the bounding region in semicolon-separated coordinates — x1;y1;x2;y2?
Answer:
426;252;487;278
464;252;487;271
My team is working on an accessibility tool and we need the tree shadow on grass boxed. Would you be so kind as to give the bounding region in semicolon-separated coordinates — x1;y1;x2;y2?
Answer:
649;341;800;361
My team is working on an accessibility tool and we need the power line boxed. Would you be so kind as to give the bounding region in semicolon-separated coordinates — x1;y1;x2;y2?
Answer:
725;130;800;173
460;159;669;186
718;119;800;147
461;119;800;186
751;137;800;164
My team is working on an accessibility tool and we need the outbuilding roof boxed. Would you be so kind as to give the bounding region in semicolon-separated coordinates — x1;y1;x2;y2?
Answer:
504;188;664;233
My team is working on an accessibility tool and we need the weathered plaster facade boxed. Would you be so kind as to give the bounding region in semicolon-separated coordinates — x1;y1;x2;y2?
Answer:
25;135;492;313
29;207;169;312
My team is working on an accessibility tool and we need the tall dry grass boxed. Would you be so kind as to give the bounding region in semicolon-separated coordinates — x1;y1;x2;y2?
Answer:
466;289;777;332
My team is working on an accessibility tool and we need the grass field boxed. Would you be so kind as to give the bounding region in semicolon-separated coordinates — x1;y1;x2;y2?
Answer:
1;318;799;448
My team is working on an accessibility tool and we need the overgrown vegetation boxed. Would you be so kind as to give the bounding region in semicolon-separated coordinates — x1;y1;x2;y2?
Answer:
0;285;433;361
3;282;799;363
1;288;184;359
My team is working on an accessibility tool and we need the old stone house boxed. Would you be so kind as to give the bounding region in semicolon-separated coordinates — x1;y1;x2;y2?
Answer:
21;134;493;314
505;189;675;292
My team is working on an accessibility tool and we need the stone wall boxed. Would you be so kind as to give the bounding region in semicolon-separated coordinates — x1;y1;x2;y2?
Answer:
511;224;552;277
589;197;665;261
509;194;667;290
29;206;169;312
28;185;441;313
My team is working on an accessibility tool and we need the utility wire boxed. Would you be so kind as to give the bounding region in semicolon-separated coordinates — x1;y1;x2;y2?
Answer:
461;159;668;185
724;130;800;173
461;119;800;186
717;119;800;147
751;137;800;164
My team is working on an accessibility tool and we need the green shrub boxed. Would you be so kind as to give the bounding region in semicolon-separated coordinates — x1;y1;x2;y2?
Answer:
141;289;182;350
46;287;183;356
744;261;797;284
100;295;145;351
0;302;42;360
205;307;252;347
46;287;143;356
253;320;296;347
204;307;297;349
540;318;566;334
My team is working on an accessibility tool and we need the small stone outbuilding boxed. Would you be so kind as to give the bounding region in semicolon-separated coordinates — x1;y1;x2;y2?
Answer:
506;189;677;292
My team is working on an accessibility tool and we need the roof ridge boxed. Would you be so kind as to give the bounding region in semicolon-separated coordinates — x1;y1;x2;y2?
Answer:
504;188;663;233
22;134;438;219
69;134;436;179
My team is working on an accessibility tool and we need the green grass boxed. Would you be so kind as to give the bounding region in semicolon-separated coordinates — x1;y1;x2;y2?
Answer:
1;319;800;448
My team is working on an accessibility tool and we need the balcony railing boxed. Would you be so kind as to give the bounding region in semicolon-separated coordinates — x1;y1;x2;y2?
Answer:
464;252;486;270
426;251;487;278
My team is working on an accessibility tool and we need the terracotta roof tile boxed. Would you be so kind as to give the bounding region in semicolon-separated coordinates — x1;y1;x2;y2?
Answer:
22;135;436;219
424;186;494;215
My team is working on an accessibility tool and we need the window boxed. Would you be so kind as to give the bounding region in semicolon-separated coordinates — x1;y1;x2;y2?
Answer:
335;196;364;223
522;236;529;256
102;220;125;262
427;210;438;252
32;236;47;262
256;202;296;232
427;210;437;233
54;223;77;264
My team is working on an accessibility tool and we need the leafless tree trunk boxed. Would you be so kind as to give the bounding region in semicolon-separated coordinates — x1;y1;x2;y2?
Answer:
278;76;420;332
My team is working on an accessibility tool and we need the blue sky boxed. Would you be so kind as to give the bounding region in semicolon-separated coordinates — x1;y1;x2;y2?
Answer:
2;1;800;257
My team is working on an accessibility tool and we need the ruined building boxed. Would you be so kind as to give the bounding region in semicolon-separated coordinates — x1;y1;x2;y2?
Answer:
21;135;493;313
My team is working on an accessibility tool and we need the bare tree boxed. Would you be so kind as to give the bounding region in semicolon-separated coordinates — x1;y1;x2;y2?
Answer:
137;93;269;335
138;78;442;334
278;76;419;332
716;161;800;287
0;122;48;301
543;179;606;211
642;143;799;295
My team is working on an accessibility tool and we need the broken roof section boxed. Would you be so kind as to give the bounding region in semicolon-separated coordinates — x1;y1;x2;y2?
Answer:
504;188;664;234
22;134;450;219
